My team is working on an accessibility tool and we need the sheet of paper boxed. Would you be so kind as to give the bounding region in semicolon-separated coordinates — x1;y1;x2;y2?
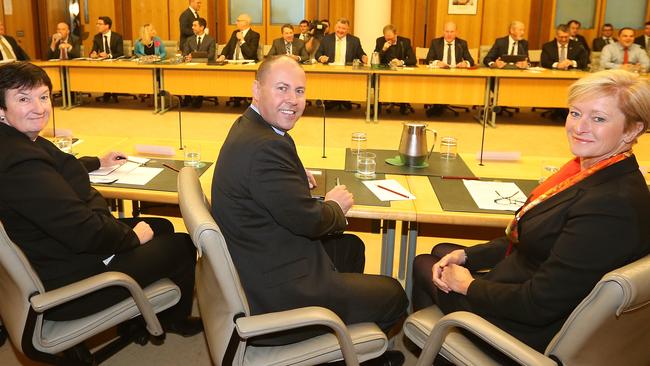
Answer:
89;156;150;176
463;180;527;211
362;179;415;201
115;167;162;185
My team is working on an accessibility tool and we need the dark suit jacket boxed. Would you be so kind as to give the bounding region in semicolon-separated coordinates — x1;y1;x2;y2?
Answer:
540;39;588;69
47;34;81;60
0;35;29;61
444;156;650;352
266;37;309;61
592;36;616;52
211;108;348;315
483;35;529;66
0;123;139;290
373;36;416;66
179;7;199;51
425;37;474;66
634;35;649;49
315;33;366;64
182;33;216;61
572;34;590;55
220;28;261;61
90;31;124;58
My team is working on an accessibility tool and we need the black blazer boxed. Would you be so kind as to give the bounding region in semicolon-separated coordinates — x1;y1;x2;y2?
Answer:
540;39;588;69
182;33;216;61
483;36;529;66
634;35;649;49
0;123;139;290
211;108;347;315
266;37;309;61
592;36;617;52
315;33;366;64
0;35;29;61
179;8;199;51
90;31;124;58
373;36;416;66
47;34;81;60
454;156;650;352
220;29;261;61
571;34;590;55
425;37;474;66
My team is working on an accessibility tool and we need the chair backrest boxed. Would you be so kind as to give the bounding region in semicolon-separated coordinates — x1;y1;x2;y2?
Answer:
590;51;601;71
528;49;541;64
80;44;85;57
256;43;264;61
263;44;272;58
478;44;492;67
415;47;428;64
545;255;650;365
0;220;46;354
162;39;178;58
468;48;479;65
217;44;226;56
178;168;250;364
123;40;133;57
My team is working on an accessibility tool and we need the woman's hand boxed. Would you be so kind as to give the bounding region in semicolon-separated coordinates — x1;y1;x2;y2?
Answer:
99;151;127;168
432;249;468;293
133;221;154;244
441;264;474;295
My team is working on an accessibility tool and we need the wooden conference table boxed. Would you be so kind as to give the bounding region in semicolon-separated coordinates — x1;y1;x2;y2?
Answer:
35;60;595;125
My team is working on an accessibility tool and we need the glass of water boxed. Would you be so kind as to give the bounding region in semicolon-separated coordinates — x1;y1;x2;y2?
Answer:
184;144;201;167
440;136;458;159
53;136;72;154
356;152;376;179
350;132;367;155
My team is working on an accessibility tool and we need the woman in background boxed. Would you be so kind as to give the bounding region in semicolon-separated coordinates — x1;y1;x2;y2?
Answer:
134;23;167;59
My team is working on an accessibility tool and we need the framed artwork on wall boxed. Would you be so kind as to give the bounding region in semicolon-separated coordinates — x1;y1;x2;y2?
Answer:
448;0;478;15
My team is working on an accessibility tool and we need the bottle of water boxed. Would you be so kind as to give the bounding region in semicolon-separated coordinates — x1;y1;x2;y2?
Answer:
371;52;380;69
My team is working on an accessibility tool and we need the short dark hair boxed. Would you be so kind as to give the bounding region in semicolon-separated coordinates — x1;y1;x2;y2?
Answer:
98;16;112;29
0;62;52;110
194;17;207;29
556;24;569;33
645;21;650;27
281;24;293;33
567;19;581;27
619;27;634;36
299;19;309;26
602;23;614;29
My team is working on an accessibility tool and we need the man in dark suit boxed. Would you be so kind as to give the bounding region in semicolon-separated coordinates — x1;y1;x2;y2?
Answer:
316;18;368;65
181;17;215;108
541;24;588;70
634;21;650;50
374;24;416;66
211;56;407;364
217;13;260;62
484;20;529;68
425;21;474;68
179;0;201;53
592;23;616;52
47;22;80;60
267;24;309;62
567;19;590;57
90;16;123;59
0;22;29;61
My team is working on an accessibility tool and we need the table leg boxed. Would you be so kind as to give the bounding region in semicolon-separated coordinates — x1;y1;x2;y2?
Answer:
59;66;68;108
159;70;170;114
398;221;409;281
365;74;371;122
373;74;379;122
153;69;159;113
490;77;498;127
405;221;418;302
381;219;396;277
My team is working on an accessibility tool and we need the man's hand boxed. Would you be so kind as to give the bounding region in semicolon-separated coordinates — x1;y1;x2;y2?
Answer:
305;169;317;189
515;60;529;69
217;54;225;62
99;151;127;168
90;50;98;58
133;221;154;244
99;51;109;58
361;54;368;64
437;61;451;69
457;60;470;68
318;55;329;63
325;184;354;214
383;41;392;51
441;264;474;295
236;31;244;41
431;249;467;292
494;58;506;68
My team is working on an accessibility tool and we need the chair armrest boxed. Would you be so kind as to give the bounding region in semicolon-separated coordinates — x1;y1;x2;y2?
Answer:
236;306;359;366
30;271;163;336
416;311;556;366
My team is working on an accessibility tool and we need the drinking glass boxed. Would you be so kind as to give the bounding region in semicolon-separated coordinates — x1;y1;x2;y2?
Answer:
350;132;367;155
184;145;201;167
440;136;458;159
356;152;376;179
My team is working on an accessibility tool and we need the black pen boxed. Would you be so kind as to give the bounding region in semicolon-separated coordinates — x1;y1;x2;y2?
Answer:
441;176;480;180
116;156;143;165
162;163;180;172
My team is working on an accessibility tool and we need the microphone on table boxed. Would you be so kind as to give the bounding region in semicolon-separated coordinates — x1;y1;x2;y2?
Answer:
315;99;326;158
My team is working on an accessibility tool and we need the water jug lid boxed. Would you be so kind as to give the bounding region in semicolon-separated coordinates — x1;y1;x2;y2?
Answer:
403;121;427;127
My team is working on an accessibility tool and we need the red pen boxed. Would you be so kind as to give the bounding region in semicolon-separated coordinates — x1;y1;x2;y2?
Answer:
377;184;410;199
441;176;480;180
162;163;180;172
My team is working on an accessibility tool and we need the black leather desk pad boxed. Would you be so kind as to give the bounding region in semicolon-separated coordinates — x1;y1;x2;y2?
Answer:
93;159;212;192
430;177;538;215
308;169;389;207
344;149;475;177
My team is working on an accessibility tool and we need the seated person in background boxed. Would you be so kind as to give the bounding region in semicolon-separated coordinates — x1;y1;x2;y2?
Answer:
181;17;214;109
601;27;650;73
211;56;408;366
47;22;80;60
567;19;590;57
0;21;29;61
0;62;201;336
484;20;529;69
316;18;367;65
541;24;588;70
266;24;308;62
374;24;416;67
412;69;650;355
634;20;650;51
425;21;473;69
134;23;167;59
90;16;123;59
592;23;616;52
217;13;260;62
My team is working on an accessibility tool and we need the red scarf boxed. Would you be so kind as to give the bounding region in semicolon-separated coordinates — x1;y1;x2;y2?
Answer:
505;151;632;255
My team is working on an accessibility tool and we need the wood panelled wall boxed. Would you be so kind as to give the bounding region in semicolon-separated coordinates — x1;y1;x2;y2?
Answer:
3;0;650;60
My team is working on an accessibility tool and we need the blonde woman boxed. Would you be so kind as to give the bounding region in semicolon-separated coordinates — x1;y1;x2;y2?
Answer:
134;23;167;58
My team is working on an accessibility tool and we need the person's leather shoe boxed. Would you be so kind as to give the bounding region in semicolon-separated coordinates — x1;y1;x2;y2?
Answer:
163;316;204;337
362;350;405;366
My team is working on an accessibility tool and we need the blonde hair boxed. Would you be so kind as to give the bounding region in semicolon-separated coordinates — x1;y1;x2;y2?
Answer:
140;24;153;44
568;69;650;139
